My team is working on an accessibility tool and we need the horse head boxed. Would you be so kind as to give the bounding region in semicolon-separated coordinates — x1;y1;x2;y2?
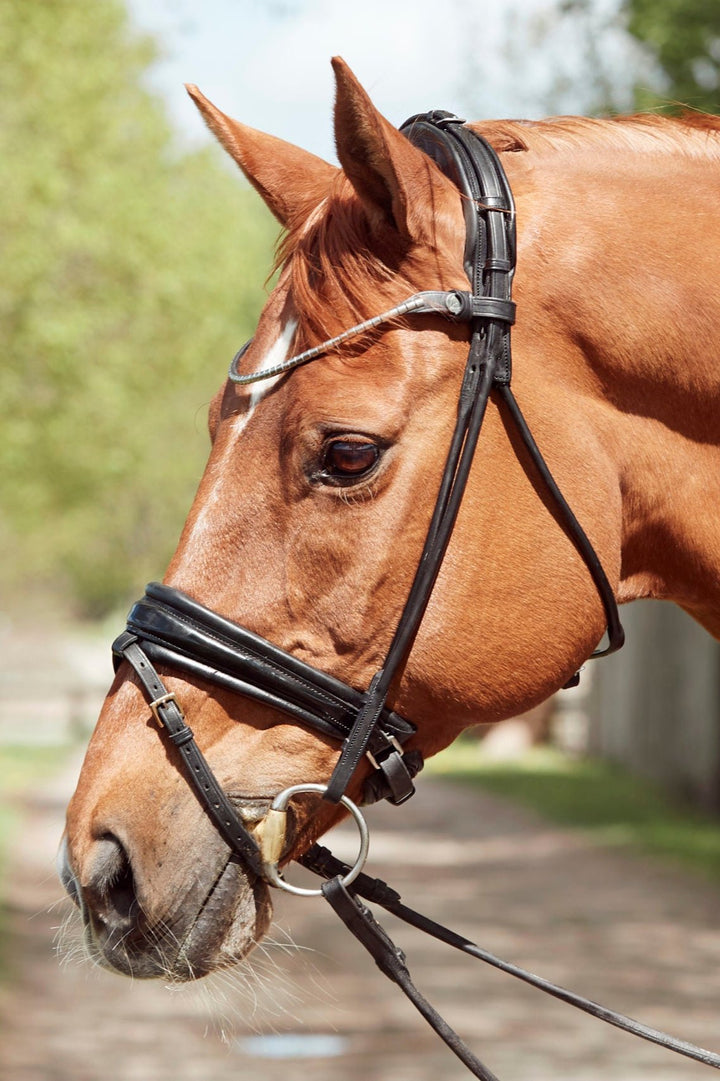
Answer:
61;59;619;980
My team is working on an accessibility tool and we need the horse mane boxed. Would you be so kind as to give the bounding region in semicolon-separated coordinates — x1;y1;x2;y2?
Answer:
275;173;417;344
473;111;720;160
278;111;720;343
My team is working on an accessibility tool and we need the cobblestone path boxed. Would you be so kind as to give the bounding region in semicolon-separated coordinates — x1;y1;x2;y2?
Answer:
3;750;720;1081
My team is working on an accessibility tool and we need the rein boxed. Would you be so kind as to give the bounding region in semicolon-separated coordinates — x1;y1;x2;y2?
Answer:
302;843;720;1076
105;112;718;1077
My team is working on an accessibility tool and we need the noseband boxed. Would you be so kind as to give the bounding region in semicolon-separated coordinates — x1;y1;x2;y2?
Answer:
105;114;720;1077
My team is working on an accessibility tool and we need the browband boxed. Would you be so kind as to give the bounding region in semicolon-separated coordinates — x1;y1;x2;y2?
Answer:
229;289;516;386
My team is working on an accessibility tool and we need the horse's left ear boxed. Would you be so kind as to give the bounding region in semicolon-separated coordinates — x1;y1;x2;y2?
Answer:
332;57;454;242
186;84;338;228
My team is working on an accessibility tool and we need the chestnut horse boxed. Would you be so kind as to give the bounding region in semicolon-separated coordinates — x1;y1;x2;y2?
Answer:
61;59;720;983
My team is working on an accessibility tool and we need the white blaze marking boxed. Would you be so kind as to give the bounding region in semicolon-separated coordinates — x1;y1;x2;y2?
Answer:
234;318;299;437
184;320;298;548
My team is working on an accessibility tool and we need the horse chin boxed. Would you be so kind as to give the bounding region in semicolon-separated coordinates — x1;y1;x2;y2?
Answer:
169;859;273;981
101;865;270;981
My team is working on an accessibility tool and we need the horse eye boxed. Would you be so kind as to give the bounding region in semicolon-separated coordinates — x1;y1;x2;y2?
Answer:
322;439;380;482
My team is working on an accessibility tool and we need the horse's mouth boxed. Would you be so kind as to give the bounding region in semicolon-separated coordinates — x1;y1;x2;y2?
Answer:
59;836;272;981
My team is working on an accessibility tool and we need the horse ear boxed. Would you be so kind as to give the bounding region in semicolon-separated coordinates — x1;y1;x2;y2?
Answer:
185;84;338;227
331;57;451;242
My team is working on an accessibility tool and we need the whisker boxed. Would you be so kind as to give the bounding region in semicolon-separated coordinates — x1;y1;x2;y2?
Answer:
180;918;339;1041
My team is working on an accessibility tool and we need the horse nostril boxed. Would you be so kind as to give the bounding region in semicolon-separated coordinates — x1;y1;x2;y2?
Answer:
86;833;138;925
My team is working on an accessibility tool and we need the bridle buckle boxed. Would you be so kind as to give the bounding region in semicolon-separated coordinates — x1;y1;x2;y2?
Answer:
148;691;184;723
365;733;404;772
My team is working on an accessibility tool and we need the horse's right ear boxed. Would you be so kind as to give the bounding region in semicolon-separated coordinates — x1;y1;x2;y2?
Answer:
186;85;338;228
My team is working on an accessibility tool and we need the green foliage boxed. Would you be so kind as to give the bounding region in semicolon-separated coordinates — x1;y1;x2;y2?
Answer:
0;0;278;615
536;1;720;118
429;743;720;880
624;0;720;112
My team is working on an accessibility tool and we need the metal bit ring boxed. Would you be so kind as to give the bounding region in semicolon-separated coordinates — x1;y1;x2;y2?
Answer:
261;783;369;897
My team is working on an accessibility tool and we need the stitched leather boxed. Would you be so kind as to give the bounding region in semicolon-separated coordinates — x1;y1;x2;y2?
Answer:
322;876;501;1081
114;584;422;805
124;585;415;747
302;846;720;1075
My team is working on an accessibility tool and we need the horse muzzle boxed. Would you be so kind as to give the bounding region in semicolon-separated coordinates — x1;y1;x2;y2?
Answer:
58;819;272;981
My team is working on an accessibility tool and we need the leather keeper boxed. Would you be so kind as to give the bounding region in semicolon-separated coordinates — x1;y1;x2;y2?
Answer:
168;724;195;747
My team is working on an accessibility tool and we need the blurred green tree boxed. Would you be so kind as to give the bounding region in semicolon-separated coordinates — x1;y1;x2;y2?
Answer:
542;0;720;116
624;0;720;112
0;0;277;615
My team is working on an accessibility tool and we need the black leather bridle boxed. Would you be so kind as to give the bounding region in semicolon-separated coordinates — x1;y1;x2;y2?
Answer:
114;109;622;826
108;113;720;1075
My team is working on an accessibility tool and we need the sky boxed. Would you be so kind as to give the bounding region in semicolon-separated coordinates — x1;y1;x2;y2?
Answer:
125;0;635;164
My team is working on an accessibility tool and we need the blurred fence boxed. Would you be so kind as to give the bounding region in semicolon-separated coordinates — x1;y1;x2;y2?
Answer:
0;619;111;746
586;602;720;811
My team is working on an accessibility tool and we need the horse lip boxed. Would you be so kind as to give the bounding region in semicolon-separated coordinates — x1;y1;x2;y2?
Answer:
230;796;273;824
237;796;305;866
60;801;277;981
230;795;274;847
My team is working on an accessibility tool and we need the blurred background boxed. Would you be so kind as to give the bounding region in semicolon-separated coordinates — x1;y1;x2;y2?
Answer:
2;1;720;1078
2;0;719;620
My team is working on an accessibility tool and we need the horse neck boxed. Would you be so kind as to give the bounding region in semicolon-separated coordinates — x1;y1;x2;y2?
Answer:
509;135;720;636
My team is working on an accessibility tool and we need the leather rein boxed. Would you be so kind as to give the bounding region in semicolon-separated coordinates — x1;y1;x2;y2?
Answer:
110;113;720;1075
